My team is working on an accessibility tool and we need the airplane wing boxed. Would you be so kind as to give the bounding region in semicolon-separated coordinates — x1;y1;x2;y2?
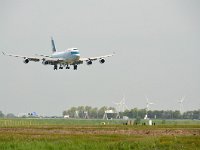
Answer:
2;51;64;64
2;51;40;62
80;52;115;62
35;54;51;58
2;51;115;70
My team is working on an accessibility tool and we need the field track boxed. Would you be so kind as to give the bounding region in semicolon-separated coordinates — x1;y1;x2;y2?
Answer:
0;125;200;136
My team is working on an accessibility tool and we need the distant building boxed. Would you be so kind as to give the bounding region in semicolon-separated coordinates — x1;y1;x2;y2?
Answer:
64;115;70;119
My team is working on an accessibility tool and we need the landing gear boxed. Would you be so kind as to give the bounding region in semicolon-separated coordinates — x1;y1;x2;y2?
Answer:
54;65;57;70
58;64;63;69
66;65;70;69
54;64;76;70
74;65;77;70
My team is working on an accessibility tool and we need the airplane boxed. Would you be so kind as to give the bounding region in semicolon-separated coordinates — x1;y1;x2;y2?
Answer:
2;38;115;70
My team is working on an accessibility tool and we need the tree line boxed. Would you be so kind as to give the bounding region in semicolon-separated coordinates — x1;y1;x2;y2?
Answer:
63;106;200;120
0;111;15;118
0;108;199;119
63;106;116;119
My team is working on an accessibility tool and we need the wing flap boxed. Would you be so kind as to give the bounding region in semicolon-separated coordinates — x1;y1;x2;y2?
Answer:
80;52;115;62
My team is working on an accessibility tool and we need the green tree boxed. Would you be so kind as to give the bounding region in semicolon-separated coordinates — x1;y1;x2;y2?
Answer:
66;107;77;118
90;107;98;118
132;108;139;118
0;111;4;118
173;110;181;119
138;109;146;119
77;106;85;118
62;110;68;116
193;110;200;119
6;113;16;118
98;106;108;119
84;106;92;118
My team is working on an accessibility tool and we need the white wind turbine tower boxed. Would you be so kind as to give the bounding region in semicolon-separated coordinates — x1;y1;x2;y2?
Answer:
113;101;122;112
113;96;129;118
146;96;154;111
113;96;129;112
178;96;185;114
144;96;154;119
113;101;122;119
121;96;129;112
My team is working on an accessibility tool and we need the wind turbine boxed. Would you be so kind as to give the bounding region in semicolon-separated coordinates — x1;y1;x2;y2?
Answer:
113;96;129;112
121;96;129;112
145;96;154;111
178;96;185;114
113;96;129;118
144;96;154;119
113;101;122;112
113;101;122;118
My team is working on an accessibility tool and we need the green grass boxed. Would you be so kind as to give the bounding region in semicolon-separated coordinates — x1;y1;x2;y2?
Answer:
0;134;199;150
0;118;126;127
0;118;200;127
0;118;199;150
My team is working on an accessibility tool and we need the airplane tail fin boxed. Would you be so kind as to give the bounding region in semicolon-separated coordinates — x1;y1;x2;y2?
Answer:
51;37;56;53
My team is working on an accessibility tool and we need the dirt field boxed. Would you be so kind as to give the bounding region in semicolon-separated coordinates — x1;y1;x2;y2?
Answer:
0;125;199;136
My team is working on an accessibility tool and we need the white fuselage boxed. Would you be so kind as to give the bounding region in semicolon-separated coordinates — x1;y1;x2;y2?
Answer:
51;48;80;64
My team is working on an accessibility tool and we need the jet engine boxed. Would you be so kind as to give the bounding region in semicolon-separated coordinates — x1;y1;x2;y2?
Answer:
87;60;92;65
23;58;29;64
42;60;49;65
99;59;105;64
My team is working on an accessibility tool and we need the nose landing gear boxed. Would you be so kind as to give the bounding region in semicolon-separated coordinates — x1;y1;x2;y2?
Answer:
66;65;70;69
74;65;78;70
54;65;57;70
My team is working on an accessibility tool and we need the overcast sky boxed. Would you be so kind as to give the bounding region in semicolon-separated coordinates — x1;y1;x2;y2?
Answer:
0;0;200;116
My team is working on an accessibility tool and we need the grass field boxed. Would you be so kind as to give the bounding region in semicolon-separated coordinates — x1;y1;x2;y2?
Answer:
0;118;199;150
1;118;200;126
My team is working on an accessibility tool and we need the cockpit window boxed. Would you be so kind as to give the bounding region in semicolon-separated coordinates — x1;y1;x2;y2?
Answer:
71;51;79;55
